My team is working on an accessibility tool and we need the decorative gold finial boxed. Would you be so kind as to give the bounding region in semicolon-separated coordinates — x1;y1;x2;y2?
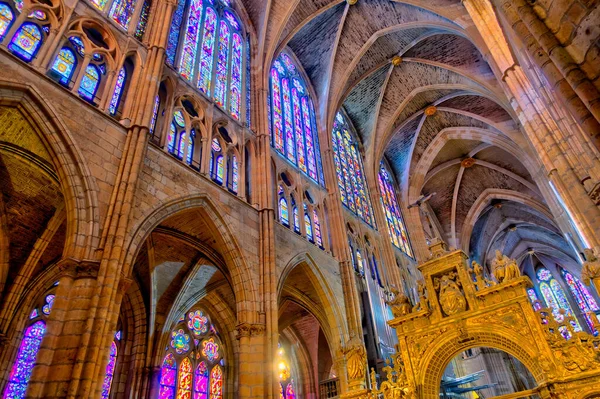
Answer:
461;157;476;168
424;106;437;116
347;0;358;5
391;55;402;66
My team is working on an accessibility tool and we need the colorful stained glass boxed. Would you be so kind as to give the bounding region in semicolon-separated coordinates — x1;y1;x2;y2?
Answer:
281;54;295;73
378;164;413;257
4;321;46;399
218;0;230;6
78;65;100;102
356;250;364;275
51;47;76;86
301;97;317;180
177;357;193;399
179;0;203;81
134;0;150;40
229;33;242;119
168;123;176;153
279;197;289;226
280;383;284;399
9;22;42;62
178;132;187;159
89;0;108;11
291;88;306;173
69;36;85;57
109;0;135;29
174;110;185;127
0;3;14;40
211;138;221;151
286;383;296;399
293;206;299;233
562;269;599;333
231;155;238;193
537;268;581;332
201;338;219;362
537;268;552;281
215;155;224;184
188;310;209;335
170;329;191;354
313;209;322;247
197;7;217;94
304;204;313;242
42;294;54;315
270;68;284;152
115;330;122;340
330;112;375;226
29;309;38;319
194;362;209;399
150;95;160;135
527;288;542;311
245;35;251;125
187;130;195;165
159;353;177;399
209;365;223;399
109;66;126;116
281;79;295;163
166;0;186;66
213;21;230;107
100;341;117;399
223;10;239;30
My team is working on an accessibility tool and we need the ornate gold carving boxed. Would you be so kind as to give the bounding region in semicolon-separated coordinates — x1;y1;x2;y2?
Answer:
434;272;466;316
582;248;600;286
428;237;448;259
412;280;430;312
424;106;437;116
490;250;520;284
386;287;412;317
369;354;414;398
391;56;402;66
343;335;367;384
469;260;491;290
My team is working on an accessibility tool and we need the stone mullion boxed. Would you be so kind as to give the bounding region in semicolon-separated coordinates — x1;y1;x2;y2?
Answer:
492;0;600;145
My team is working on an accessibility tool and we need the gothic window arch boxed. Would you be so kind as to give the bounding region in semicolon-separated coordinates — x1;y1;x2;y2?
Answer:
378;162;413;258
303;203;313;243
158;309;225;399
278;185;289;227
108;57;134;117
0;2;15;41
3;285;56;399
101;329;122;399
331;111;374;226
269;52;323;184
535;267;582;332
86;0;151;37
210;137;225;184
560;268;599;334
166;0;248;121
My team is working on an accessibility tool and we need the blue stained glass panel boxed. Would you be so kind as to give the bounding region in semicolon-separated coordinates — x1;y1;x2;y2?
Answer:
109;66;126;116
197;7;217;94
165;0;186;66
229;33;242;119
78;65;100;102
100;341;117;399
134;0;150;40
179;0;203;81
0;3;14;40
9;22;42;62
223;10;239;30
213;20;230;108
279;197;289;226
109;0;136;29
51;47;76;86
4;321;46;399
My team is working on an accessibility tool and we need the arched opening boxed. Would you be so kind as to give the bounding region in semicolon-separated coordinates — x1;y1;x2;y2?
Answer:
440;347;537;399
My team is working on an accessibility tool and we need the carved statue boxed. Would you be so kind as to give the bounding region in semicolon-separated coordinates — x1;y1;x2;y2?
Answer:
387;287;412;317
582;248;600;286
369;354;413;399
470;260;488;290
344;336;367;382
491;250;520;283
434;272;466;316
412;280;429;312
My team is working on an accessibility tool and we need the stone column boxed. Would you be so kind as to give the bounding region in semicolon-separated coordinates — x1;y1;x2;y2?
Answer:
236;323;267;398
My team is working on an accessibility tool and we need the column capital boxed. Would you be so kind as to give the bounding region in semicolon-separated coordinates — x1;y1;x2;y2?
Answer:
57;257;101;280
234;322;266;339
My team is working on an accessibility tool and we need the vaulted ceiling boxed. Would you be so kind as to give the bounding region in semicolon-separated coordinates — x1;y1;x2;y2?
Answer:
234;0;577;265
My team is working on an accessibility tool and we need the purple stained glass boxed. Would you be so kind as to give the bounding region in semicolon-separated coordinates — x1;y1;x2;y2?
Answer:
291;88;306;173
213;20;229;108
562;269;599;332
109;0;135;29
281;54;295;73
179;0;203;81
301;97;317;180
223;10;239;30
270;68;284;152
4;321;46;399
527;288;542;311
201;338;219;362
69;36;85;57
109;66;126;116
231;155;238;193
281;79;295;163
159;353;177;399
178;131;187;158
286;382;296;399
167;123;176;153
197;7;217;94
219;0;230;6
187;130;195;165
537;268;552;282
313;209;322;247
9;22;42;62
166;0;186;66
115;330;122;340
100;341;117;399
194;361;209;399
304;204;313;242
51;47;76;86
150;95;160;135
229;33;242;120
211;137;221;152
174;110;185;127
0;3;14;41
378;164;412;257
134;0;150;40
215;155;224;184
42;294;54;315
188;310;209;335
245;35;251;125
29;309;38;319
89;0;108;11
171;329;190;354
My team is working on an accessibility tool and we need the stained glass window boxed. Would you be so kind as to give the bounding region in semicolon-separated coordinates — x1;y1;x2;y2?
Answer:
331;112;374;226
187;130;195;165
527;288;542;311
279;197;289;226
537;268;581;331
179;0;203;81
160;310;224;399
313;209;322;247
378;163;413;258
100;340;117;399
51;48;76;86
165;0;186;66
134;0;150;40
269;53;322;184
213;20;230;108
168;123;177;153
108;0;136;29
150;95;160;135
78;64;101;102
198;7;217;95
9;22;42;62
0;3;15;41
169;111;186;156
286;384;296;399
89;0;108;11
177;132;187;159
159;353;177;399
215;156;224;183
292;202;299;233
229;33;242;119
356;250;364;275
109;66;126;116
561;269;599;333
304;204;313;242
230;155;238;193
42;294;54;315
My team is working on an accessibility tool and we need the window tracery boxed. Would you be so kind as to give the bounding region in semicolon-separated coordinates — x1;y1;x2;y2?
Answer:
561;268;599;334
158;308;225;399
87;0;150;36
378;163;413;258
3;286;56;399
331;111;374;226
269;52;323;184
536;267;582;332
166;0;247;121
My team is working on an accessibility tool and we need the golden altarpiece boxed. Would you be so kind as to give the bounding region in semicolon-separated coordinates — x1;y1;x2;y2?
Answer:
344;242;600;399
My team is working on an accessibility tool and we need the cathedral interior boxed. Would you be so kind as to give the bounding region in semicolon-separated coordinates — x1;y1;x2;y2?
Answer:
1;0;600;397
